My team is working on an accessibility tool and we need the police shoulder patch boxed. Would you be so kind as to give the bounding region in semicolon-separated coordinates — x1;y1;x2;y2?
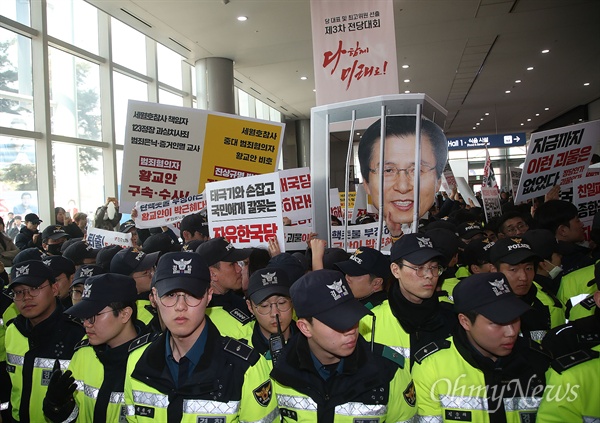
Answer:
74;338;90;350
229;308;254;324
552;349;599;374
381;345;406;368
413;340;450;364
403;380;416;407
224;337;254;361
579;295;596;310
128;332;159;353
253;379;272;407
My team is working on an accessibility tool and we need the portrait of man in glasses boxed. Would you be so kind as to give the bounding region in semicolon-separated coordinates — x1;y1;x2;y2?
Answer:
358;116;448;237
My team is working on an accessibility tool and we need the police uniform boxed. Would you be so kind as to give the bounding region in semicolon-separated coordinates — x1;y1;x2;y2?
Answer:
124;318;277;422
272;269;417;422
520;281;565;342
413;273;551;422
557;260;598;321
537;311;600;422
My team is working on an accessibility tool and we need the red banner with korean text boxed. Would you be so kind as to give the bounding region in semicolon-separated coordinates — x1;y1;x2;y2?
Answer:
310;0;399;105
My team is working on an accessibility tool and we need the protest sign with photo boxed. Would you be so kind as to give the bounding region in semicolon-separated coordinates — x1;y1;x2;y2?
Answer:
514;120;599;204
87;227;132;249
205;172;284;250
120;100;284;211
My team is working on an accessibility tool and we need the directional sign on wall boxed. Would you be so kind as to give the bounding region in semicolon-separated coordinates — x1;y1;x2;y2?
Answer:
447;133;526;150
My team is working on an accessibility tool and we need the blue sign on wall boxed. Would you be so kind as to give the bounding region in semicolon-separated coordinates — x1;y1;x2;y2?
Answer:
447;133;526;150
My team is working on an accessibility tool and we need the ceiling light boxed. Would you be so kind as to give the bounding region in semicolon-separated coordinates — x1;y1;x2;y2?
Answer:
402;64;409;69
541;49;550;54
545;107;549;110
473;127;476;130
505;90;511;93
237;16;248;21
404;90;410;93
527;118;532;122
480;118;484;121
535;113;540;116
313;89;316;92
403;79;410;83
515;80;521;83
356;132;360;135
476;123;480;126
300;76;307;80
584;82;590;86
485;112;489;116
520;123;524;126
527;67;534;71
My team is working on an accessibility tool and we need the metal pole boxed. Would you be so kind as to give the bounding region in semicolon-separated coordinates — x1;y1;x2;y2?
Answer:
344;110;357;251
325;113;332;246
377;105;386;250
412;104;423;233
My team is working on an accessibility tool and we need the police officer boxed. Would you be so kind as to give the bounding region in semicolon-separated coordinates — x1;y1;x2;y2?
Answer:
4;260;84;422
68;264;106;306
334;246;391;310
124;251;277;422
195;237;254;338
271;269;416;422
413;272;550;421
43;273;148;422
490;237;565;342
43;255;76;308
538;262;600;421
242;267;296;365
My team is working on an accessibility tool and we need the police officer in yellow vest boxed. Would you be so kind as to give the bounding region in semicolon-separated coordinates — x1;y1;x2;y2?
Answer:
413;272;551;422
538;262;600;422
4;260;85;422
43;273;149;422
195;237;255;338
271;269;417;422
124;251;278;422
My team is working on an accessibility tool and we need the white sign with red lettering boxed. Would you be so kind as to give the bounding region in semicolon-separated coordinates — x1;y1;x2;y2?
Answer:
330;221;393;253
87;227;132;249
205;172;285;251
133;194;206;229
573;175;600;241
514;120;600;204
279;167;312;225
310;0;398;106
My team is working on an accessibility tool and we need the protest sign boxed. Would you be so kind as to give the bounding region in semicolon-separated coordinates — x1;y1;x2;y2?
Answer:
441;162;457;193
481;187;502;222
87;227;132;249
120;100;284;211
278;167;312;225
284;224;314;251
509;167;522;202
514;120;599;204
205;172;284;250
133;194;206;229
456;177;478;206
330;221;393;253
330;188;343;222
573;175;600;241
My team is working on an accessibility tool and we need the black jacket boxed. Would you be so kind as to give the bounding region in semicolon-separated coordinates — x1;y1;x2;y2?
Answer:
15;227;42;251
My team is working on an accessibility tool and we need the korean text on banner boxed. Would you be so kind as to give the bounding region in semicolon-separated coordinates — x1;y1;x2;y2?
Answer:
573;175;600;241
481;186;502;222
120;100;284;211
510;167;522;202
87;227;132;249
310;0;399;106
441;162;457;192
278;167;312;225
206;172;285;251
284;225;314;251
331;221;393;253
134;194;206;229
514;120;600;204
330;188;343;221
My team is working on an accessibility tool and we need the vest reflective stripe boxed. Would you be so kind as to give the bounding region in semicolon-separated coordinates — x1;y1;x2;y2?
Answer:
63;405;79;423
503;396;541;412
570;293;590;308
416;416;443;423
182;399;240;414
110;392;125;404
276;393;318;411
241;406;280;423
334;401;387;416
390;345;411;359
583;417;600;423
439;394;488;410
132;390;169;408
6;353;24;366
78;381;124;404
0;401;9;410
33;357;70;370
529;330;547;342
125;405;135;416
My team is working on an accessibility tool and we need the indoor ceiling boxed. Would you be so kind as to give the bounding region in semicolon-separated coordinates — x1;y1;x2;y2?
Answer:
87;0;600;138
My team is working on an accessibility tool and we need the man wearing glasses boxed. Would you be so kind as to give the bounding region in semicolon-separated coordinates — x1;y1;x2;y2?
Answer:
497;211;530;239
358;116;448;237
124;251;278;422
243;267;296;367
110;247;160;326
43;273;147;423
3;260;84;422
359;233;456;367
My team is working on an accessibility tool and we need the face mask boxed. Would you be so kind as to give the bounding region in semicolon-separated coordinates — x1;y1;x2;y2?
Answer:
46;243;63;256
545;260;563;279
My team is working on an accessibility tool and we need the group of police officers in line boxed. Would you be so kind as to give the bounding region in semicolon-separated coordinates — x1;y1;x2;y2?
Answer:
0;198;599;422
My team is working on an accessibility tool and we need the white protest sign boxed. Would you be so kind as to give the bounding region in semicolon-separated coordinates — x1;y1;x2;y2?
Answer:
330;221;393;253
509;167;523;202
481;186;502;222
330;188;343;222
573;175;600;241
279;167;312;225
87;227;132;249
455;177;478;206
514;120;599;204
351;184;369;224
206;172;285;251
284;224;314;251
134;194;206;229
441;162;458;192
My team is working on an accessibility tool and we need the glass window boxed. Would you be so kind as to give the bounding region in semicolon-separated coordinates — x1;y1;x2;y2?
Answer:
159;89;183;107
255;99;269;120
448;150;467;159
52;141;104;215
270;108;282;122
49;47;102;141
111;18;146;75
47;0;98;55
113;72;148;145
157;43;182;90
237;88;251;117
0;136;38;222
0;0;31;26
0;28;34;130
